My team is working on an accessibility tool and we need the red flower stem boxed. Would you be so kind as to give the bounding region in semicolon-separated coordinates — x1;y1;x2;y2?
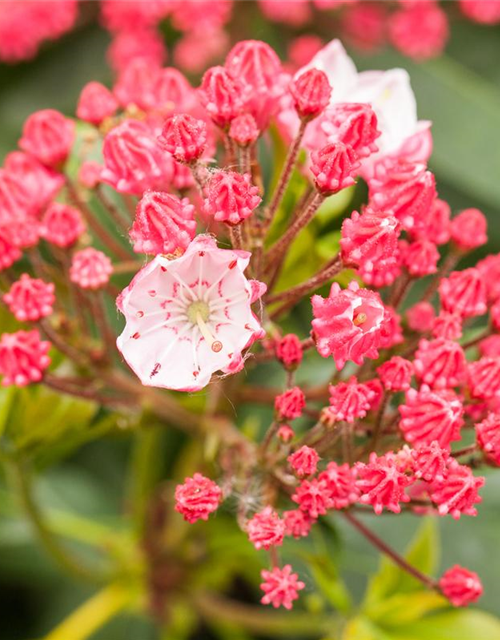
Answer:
259;421;280;458
265;192;325;273
264;119;307;228
342;511;438;590
462;328;491;351
388;273;412;309
239;145;252;175
43;373;134;407
38;318;89;368
341;422;354;466
229;224;244;250
66;179;132;261
451;444;478;458
422;250;459;303
112;260;144;275
370;391;390;452
121;194;137;220
269;546;280;568
95;185;131;234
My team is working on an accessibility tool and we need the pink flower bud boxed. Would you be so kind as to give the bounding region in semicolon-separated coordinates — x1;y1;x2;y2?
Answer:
19;109;75;168
413;338;467;390
325;103;381;159
292;478;332;518
277;424;294;442
198;66;245;127
275;334;303;369
431;312;462;341
275;386;305;421
0;229;21;271
459;0;500;24
341;2;387;52
477;253;500;301
76;81;118;125
290;68;331;120
175;473;222;524
389;2;449;61
450;208;488;251
131;191;196;255
107;29;166;74
288;445;320;478
40;202;85;248
229;114;259;147
356;452;412;515
78;161;102;189
70;248;113;290
430;460;484;519
406;301;436;333
468;357;500;400
439;565;483;607
310;142;359;195
158;114;207;164
328;376;375;423
260;565;305;610
3;274;55;322
283;509;313;539
377;356;413;392
247;506;285;550
475;413;500;465
341;209;399;269
318;462;359;509
203;171;261;225
402;239;439;277
439;268;487;318
411;441;450;482
0;330;51;386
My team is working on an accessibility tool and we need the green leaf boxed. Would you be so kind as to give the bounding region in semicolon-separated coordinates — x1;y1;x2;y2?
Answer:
364;519;439;607
389;610;500;640
308;554;353;613
366;591;447;627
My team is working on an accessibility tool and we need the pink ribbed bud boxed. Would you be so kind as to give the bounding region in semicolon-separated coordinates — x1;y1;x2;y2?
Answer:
475;413;500;465
292;478;332;518
411;441;450;482
359;253;402;289
439;268;487;318
275;386;305;421
0;169;39;249
0;229;21;271
112;59;159;111
4;274;55;322
340;209;399;269
260;565;305;610
198;66;245;127
325;103;381;159
355;452;412;515
479;335;500;358
283;509;313;538
158;114;207;164
0;330;51;386
406;301;435;333
399;387;463;448
468;357;500;400
275;334;303;369
277;424;294;442
101;119;173;195
69;248;113;290
229;114;259;146
131;191;196;256
226;40;282;93
477;254;500;301
76;81;118;125
247;507;285;550
430;460;484;519
175;473;222;523
19;109;75;168
40;203;85;248
290;68;331;120
311;142;359;195
288;445;320;478
450;208;488;251
418;198;451;245
151;67;197;116
203;171;261;225
431;312;462;341
328;376;375;423
439;565;483;607
377;356;413;392
389;2;449;61
402;239;439;277
413;338;467;390
318;462;359;509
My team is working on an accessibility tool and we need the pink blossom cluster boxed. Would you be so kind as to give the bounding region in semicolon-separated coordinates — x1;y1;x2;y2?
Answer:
0;37;495;615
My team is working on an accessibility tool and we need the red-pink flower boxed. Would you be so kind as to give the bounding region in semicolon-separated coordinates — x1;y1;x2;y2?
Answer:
468;357;500;400
431;312;462;341
399;387;464;448
101;119;173;195
198;66;245;127
377;356;413;392
475;413;500;465
439;565;483;607
130;191;196;256
311;142;360;195
0;229;21;271
229;114;260;147
411;441;450;483
175;473;222;524
356;452;412;515
70;248;113;290
318;462;359;509
292;478;332;518
158;114;208;164
323;103;381;159
430;460;484;519
40;203;85;248
283;509;313;538
19;109;75;168
406;301;436;333
288;446;320;478
439;268;487;319
276;334;303;370
312;281;389;369
401;239;439;277
450;208;488;251
275;387;306;421
340;209;399;269
4;274;55;322
328;377;375;423
0;330;51;386
76;82;118;125
389;2;449;61
260;565;305;610
290;68;332;120
413;339;467;390
247;507;285;550
203;171;261;225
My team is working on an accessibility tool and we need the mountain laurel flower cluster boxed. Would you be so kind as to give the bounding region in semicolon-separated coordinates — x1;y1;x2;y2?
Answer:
1;37;496;615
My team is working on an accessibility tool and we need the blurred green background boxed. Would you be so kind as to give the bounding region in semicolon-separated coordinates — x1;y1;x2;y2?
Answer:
1;4;500;640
